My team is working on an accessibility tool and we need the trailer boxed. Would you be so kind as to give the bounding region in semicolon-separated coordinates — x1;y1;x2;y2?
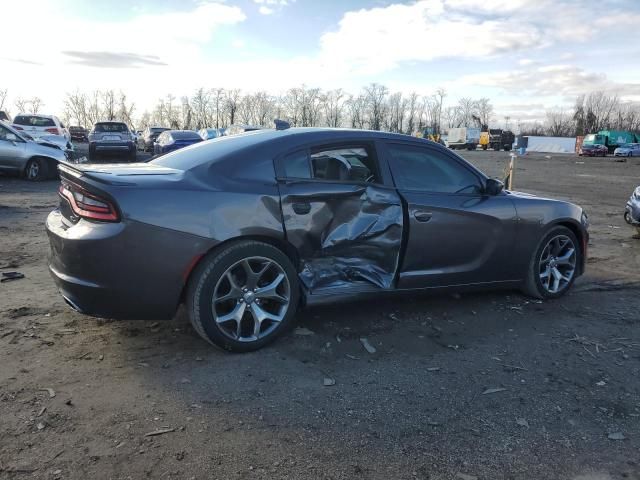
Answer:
582;130;639;154
447;127;480;150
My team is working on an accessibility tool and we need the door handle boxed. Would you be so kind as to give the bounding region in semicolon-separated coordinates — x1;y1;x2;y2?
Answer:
413;211;433;222
292;202;311;215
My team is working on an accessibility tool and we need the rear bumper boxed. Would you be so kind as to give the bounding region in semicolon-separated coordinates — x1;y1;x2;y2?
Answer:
91;142;134;153
46;209;213;320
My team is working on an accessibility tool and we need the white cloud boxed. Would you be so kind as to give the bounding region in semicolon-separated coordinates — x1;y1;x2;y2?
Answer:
460;65;640;99
253;0;294;15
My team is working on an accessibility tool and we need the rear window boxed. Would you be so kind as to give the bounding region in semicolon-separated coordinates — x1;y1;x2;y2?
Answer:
171;131;201;140
94;123;128;132
14;115;55;127
151;127;169;133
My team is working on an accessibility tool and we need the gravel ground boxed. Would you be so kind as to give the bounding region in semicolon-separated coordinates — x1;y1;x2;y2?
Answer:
0;145;639;480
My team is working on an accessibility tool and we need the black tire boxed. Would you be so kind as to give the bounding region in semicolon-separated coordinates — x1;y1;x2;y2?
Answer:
24;157;49;181
186;240;300;352
624;211;633;224
482;145;488;151
88;144;97;162
522;226;580;299
127;149;136;162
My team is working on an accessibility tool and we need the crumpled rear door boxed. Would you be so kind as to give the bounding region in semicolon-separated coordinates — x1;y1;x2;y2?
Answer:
279;180;403;293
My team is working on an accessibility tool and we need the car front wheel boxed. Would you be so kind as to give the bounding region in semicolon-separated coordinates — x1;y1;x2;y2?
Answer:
522;226;580;299
187;241;300;352
24;158;49;181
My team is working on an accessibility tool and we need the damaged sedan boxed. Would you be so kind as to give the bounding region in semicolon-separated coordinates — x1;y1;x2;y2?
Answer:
46;127;588;351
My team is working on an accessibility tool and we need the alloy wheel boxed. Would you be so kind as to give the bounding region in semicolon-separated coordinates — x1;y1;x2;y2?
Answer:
212;256;291;342
538;234;576;294
27;161;39;180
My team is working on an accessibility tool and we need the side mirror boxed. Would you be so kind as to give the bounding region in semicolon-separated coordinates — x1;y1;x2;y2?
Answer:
485;178;504;195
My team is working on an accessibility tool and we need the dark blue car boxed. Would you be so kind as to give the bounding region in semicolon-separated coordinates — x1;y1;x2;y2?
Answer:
154;130;203;155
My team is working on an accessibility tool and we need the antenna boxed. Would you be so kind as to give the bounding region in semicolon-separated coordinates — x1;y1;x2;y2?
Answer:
274;119;290;131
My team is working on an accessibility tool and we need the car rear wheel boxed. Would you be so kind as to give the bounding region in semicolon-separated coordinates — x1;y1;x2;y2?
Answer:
186;241;300;352
24;158;49;181
522;226;580;299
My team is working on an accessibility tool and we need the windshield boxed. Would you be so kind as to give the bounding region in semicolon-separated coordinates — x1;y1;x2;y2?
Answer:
14;115;55;127
94;123;128;132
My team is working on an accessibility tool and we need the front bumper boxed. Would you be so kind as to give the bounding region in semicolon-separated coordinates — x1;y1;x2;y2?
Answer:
46;209;209;320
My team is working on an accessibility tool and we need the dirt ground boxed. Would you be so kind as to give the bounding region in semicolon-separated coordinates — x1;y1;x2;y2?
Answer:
1;146;639;480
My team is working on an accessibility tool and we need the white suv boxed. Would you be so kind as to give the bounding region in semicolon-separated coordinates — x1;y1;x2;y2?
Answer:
12;114;71;144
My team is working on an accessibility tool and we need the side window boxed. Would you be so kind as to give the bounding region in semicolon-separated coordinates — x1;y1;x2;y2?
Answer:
386;143;482;194
281;145;380;183
0;124;19;142
282;150;311;178
310;146;378;183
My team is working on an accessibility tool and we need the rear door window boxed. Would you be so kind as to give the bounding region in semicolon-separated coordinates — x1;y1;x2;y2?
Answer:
280;144;380;183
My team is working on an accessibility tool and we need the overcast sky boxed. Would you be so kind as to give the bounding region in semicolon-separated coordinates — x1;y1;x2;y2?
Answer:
2;0;639;123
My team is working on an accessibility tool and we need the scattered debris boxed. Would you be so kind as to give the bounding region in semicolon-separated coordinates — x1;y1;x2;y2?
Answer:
456;473;478;480
294;327;315;336
98;354;104;361
359;337;376;354
37;407;46;417
607;432;625;441
345;354;359;360
595;380;606;387
323;377;336;387
144;427;176;437
1;271;25;282
516;418;529;428
42;388;56;398
482;387;507;395
36;422;46;431
426;367;440;372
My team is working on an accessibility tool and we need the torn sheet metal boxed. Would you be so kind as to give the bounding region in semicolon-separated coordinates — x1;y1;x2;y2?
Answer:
279;183;403;291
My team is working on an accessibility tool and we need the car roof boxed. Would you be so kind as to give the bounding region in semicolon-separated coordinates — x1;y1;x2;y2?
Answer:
15;113;55;119
152;127;439;173
95;121;126;124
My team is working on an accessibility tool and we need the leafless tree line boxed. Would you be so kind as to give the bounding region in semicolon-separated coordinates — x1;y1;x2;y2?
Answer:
3;86;639;139
519;91;640;137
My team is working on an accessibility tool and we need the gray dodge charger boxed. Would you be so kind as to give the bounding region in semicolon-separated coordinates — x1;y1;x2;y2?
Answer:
46;127;589;352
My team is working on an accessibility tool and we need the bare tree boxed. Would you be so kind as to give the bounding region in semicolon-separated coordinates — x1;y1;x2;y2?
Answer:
476;98;493;129
545;108;573;137
321;89;345;128
101;90;116;121
363;83;389;131
14;97;28;113
0;89;8;112
225;89;241;126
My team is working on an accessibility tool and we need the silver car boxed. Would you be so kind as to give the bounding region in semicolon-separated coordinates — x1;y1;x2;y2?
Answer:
614;143;640;157
0;121;67;181
88;121;136;161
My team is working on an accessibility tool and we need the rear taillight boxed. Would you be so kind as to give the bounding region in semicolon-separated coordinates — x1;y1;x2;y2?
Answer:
45;127;60;135
58;182;119;222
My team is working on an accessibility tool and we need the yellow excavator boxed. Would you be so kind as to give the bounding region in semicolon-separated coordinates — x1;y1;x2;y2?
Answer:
415;127;443;144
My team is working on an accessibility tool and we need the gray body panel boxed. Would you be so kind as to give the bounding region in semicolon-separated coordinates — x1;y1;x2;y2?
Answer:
45;128;588;320
0;122;66;174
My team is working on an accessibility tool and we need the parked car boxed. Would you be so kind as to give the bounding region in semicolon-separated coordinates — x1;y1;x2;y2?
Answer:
138;126;170;152
0;111;11;123
198;128;222;140
12;114;71;144
579;143;608;157
88;121;136;161
154;130;203;155
47;127;589;352
0;121;67;181
223;124;263;136
69;126;88;142
614;143;640;158
624;185;640;226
